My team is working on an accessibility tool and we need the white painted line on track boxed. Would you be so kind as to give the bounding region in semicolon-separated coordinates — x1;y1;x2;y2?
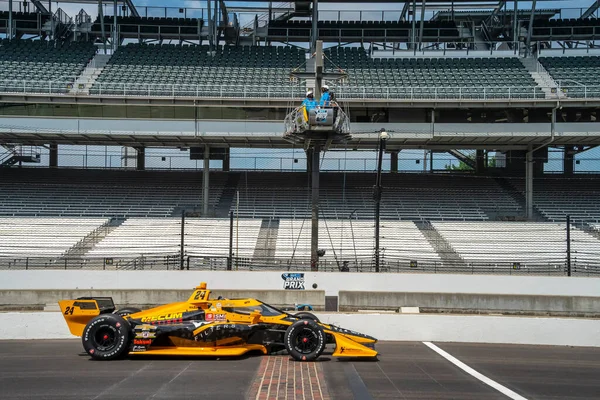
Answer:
423;342;528;400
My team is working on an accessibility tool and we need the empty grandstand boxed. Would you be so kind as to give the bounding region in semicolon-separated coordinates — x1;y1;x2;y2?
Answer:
1;0;600;277
90;43;305;97
0;217;108;258
0;169;225;217
0;39;96;94
326;48;544;99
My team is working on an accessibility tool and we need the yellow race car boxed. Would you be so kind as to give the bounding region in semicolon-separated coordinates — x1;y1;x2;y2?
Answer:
58;282;378;361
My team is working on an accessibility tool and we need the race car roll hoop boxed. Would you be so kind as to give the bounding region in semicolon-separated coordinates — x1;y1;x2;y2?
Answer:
283;40;351;271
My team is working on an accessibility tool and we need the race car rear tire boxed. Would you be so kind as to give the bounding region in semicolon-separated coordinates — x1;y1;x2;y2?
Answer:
114;307;142;317
82;313;131;360
284;319;326;361
294;312;320;323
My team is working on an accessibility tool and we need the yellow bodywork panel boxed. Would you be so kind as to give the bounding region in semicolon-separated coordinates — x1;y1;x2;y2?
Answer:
58;299;102;337
330;332;378;358
128;301;201;323
131;344;267;357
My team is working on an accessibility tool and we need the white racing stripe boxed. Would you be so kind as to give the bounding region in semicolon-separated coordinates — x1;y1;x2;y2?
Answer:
423;342;529;400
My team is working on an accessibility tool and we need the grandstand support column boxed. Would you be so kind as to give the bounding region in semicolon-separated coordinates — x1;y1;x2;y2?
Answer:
410;0;416;51
526;0;538;56
566;215;571;276
311;0;318;53
222;148;230;171
207;0;213;50
49;144;58;168
135;147;145;170
98;0;107;54
526;144;533;220
390;151;398;173
564;146;574;176
228;211;233;270
418;0;426;51
213;0;219;47
8;0;12;40
513;0;518;53
203;146;210;216
374;129;388;273
113;0;118;51
310;143;320;272
180;211;185;270
476;150;485;173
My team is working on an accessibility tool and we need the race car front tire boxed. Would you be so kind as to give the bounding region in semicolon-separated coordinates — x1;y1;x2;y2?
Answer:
82;313;131;360
294;312;320;322
114;307;142;317
284;319;326;361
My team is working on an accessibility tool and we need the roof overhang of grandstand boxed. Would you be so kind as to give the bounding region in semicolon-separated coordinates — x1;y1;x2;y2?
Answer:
1;93;600;110
2;122;600;150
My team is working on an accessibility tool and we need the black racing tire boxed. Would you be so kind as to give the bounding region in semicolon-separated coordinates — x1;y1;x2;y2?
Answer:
114;307;142;317
284;319;326;361
82;313;131;360
294;312;320;323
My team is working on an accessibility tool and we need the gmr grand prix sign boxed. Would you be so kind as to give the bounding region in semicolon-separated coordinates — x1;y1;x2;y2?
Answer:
282;273;305;290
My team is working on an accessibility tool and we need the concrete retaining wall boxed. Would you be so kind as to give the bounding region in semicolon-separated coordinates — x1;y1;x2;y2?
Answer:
339;291;600;316
0;290;325;311
2;312;600;347
1;271;599;297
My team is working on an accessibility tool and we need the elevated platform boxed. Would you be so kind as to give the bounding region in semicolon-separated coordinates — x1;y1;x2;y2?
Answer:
283;106;351;147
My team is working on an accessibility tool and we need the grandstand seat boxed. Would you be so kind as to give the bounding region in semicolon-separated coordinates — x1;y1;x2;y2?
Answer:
0;39;96;95
0;169;226;218
538;56;600;98
91;43;304;98
0;217;108;259
326;49;539;99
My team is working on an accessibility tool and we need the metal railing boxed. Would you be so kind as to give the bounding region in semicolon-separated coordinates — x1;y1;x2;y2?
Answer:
243;1;293;31
263;26;467;42
92;23;205;38
1;79;599;101
1;254;598;277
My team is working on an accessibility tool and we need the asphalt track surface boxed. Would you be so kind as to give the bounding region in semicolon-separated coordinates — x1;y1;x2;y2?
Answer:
1;340;599;399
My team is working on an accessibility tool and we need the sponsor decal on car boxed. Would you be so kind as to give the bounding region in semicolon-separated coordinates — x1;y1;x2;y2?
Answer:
206;313;227;321
140;313;183;323
282;273;305;290
133;339;152;345
339;347;364;354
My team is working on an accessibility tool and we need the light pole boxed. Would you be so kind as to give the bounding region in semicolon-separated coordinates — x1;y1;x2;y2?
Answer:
374;128;388;273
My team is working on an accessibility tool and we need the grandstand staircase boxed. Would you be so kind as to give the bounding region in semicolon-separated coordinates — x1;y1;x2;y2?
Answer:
71;53;112;94
1;145;41;168
519;57;564;99
414;221;467;268
241;1;306;40
493;177;547;221
578;222;600;242
215;173;241;217
252;218;280;260
61;217;125;263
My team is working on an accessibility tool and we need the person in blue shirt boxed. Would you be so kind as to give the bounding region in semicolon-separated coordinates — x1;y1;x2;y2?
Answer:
319;85;332;107
301;91;317;111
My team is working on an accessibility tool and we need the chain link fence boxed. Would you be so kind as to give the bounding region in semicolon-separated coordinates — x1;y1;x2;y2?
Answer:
2;218;600;277
1;254;597;276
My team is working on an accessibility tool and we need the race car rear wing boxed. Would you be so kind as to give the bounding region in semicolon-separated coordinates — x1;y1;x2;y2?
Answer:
58;297;116;337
